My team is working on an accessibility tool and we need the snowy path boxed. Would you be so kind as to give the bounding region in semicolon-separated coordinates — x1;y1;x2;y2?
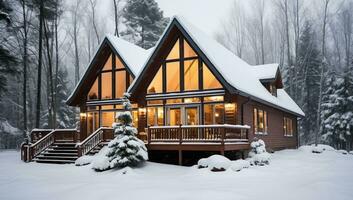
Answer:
0;149;352;200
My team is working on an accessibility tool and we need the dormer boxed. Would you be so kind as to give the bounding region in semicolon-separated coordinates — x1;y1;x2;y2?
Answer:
252;64;283;97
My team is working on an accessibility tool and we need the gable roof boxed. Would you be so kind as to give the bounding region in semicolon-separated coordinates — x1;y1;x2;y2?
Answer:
128;16;304;117
252;63;279;81
66;35;151;106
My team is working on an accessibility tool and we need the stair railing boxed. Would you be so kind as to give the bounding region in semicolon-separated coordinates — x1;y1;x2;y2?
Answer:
77;127;113;157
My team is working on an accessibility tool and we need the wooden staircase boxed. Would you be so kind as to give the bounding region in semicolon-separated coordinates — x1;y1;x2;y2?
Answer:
33;141;78;164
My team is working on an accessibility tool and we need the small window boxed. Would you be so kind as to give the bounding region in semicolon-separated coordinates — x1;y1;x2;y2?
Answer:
203;63;222;89
166;39;180;60
204;96;224;102
284;117;293;136
166;99;182;104
147;67;163;94
270;84;277;96
102;54;113;71
254;108;268;134
184;97;201;103
204;104;224;125
147;107;164;126
166;62;180;92
88;78;98;100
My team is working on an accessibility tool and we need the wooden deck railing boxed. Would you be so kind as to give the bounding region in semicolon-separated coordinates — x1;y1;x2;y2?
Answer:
23;129;78;162
30;129;53;143
147;124;250;144
77;127;114;157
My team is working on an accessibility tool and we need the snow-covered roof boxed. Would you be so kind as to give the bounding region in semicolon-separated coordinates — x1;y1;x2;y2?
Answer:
252;64;279;80
129;16;304;116
106;34;152;75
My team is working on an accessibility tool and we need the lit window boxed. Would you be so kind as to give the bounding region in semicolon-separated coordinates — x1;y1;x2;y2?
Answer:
204;96;224;102
184;59;199;91
184;40;197;58
203;63;222;89
166;99;182;104
88;78;98;100
254;108;268;134
284;117;293;136
116;56;124;69
115;70;126;98
101;72;112;99
184;97;200;103
147;67;163;94
102;54;113;71
147;107;164;126
166;39;180;60
101;111;115;127
204;104;224;125
166;62;180;92
132;110;138;126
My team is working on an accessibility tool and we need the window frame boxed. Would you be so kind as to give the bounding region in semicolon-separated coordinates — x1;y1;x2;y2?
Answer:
283;117;294;137
253;107;268;135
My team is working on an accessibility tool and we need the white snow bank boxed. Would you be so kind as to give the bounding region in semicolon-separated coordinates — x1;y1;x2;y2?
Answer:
349;151;353;155
91;155;110;171
75;155;94;166
230;159;250;172
197;155;231;171
338;150;348;155
0;120;21;135
299;144;336;153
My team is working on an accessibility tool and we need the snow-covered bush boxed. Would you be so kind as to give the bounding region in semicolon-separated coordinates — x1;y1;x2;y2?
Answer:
92;94;148;171
197;155;231;171
338;149;348;155
349;151;353;155
230;159;250;172
299;144;335;154
248;138;271;166
75;155;94;166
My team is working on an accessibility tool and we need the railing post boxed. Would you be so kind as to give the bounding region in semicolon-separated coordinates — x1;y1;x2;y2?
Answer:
147;127;151;144
221;127;225;145
179;124;182;145
78;146;82;157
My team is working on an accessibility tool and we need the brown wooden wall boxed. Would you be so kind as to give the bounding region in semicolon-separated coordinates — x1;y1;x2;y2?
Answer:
237;96;298;150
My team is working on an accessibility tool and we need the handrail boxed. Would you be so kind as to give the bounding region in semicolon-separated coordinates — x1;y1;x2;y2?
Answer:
77;127;113;156
27;129;78;161
148;124;249;144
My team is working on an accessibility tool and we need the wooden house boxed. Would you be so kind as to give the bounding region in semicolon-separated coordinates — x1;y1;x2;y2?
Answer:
21;16;304;165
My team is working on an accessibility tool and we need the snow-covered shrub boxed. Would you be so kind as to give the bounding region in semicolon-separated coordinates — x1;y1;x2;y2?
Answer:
197;158;208;168
75;155;94;166
312;146;324;154
248;138;270;166
230;159;250;172
299;144;335;154
338;150;348;155
349;151;353;155
92;94;148;171
197;155;231;171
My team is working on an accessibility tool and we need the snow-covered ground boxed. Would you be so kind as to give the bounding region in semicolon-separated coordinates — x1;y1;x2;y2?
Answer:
1;147;353;200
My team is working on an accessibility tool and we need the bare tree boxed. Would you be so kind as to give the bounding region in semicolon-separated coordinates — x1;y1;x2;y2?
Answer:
89;0;100;45
112;0;123;37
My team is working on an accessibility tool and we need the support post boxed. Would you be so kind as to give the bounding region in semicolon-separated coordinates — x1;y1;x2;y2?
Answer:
178;150;182;166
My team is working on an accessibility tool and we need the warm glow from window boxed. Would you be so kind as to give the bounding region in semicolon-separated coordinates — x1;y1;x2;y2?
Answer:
184;40;197;58
147;67;163;94
284;117;293;136
132;110;138;126
169;108;181;126
254;108;268;134
166;39;180;60
166;62;180;92
204;96;224;102
101;72;112;99
203;63;222;89
184;59;199;91
185;107;198;125
101;105;114;110
166;99;182;104
88;78;98;100
102;54;112;71
87;112;99;135
147;107;164;126
116;70;126;98
101;111;115;127
147;100;163;105
184;97;200;103
116;55;124;69
204;104;224;125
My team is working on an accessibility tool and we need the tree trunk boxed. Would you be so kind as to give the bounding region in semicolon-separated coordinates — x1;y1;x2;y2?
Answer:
113;0;119;37
21;0;28;138
35;0;44;128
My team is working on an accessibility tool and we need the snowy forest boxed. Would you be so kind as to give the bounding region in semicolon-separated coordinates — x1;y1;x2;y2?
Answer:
0;0;352;150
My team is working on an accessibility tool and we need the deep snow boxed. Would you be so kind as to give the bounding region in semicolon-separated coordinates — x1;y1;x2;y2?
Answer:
1;148;353;200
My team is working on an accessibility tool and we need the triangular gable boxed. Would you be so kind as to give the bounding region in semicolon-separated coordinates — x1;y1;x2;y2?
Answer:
128;17;235;99
129;16;304;117
67;36;149;106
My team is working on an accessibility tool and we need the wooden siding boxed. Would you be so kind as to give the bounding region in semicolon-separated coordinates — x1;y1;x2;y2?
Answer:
238;95;298;150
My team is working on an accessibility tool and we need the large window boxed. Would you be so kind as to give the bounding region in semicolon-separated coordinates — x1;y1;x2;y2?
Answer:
146;37;223;94
203;63;222;89
284;117;293;136
204;104;224;125
254;108;268;134
147;107;164;126
166;62;180;92
86;53;132;100
184;59;199;91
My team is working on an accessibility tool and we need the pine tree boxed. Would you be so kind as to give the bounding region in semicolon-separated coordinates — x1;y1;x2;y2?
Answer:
121;0;169;49
92;93;148;171
296;22;322;144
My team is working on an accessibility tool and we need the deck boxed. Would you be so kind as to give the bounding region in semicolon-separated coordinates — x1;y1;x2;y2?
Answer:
21;124;250;165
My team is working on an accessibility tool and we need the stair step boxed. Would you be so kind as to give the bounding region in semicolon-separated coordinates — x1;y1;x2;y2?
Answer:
33;158;75;164
36;155;78;160
51;146;77;150
47;149;78;153
42;152;78;156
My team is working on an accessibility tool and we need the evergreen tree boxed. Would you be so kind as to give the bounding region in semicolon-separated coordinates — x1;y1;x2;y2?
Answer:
296;22;322;144
92;93;148;171
121;0;169;49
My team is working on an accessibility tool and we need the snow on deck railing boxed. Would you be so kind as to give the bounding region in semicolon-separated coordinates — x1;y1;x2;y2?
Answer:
149;124;250;129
